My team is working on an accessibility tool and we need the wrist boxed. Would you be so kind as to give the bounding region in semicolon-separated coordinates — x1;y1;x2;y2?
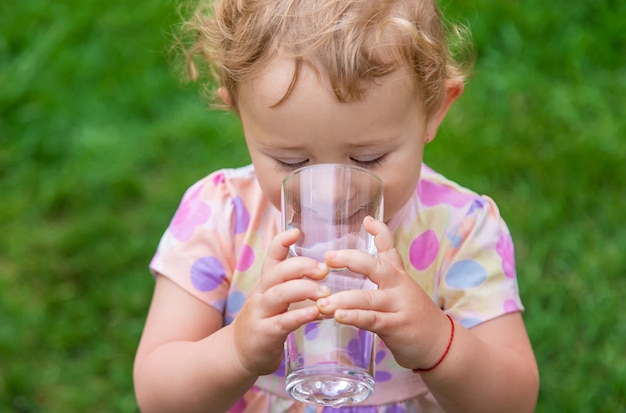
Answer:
413;314;455;373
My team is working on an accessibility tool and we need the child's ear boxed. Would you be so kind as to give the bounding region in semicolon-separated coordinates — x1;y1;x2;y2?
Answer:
217;86;233;107
424;80;464;143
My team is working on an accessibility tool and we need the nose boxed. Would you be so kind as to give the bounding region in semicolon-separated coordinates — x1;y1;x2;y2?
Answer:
300;167;358;219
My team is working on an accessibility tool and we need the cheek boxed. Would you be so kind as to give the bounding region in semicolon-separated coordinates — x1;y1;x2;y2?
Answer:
381;173;420;222
256;172;285;211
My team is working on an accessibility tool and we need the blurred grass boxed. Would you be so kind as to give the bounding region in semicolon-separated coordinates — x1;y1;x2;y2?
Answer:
1;0;624;411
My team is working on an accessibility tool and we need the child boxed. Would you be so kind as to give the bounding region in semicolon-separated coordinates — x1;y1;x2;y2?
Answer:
134;0;539;411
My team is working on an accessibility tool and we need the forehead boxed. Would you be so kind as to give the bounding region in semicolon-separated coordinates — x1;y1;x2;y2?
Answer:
238;56;418;110
237;57;425;149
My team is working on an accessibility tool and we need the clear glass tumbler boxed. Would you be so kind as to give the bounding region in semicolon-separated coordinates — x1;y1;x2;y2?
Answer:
281;163;384;407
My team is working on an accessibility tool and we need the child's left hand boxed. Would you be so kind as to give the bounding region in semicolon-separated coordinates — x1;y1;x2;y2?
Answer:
317;216;452;371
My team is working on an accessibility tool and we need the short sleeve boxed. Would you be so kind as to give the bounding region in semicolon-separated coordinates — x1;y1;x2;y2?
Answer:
437;196;524;329
149;170;237;314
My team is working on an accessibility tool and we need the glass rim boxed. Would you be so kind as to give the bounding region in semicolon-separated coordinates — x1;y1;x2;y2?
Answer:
281;163;384;187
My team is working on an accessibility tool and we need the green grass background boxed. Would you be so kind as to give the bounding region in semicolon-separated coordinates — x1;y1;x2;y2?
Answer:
1;0;624;411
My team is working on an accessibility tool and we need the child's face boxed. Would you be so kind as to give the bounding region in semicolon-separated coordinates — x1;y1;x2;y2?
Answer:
235;58;451;222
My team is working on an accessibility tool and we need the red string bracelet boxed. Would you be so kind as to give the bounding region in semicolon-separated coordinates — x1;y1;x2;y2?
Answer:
413;314;455;373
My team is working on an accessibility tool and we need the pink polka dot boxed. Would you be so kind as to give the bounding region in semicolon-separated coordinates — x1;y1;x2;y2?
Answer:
504;299;521;313
212;172;225;185
496;232;516;278
409;230;439;271
230;398;246;413
418;179;475;207
236;244;255;271
170;184;211;242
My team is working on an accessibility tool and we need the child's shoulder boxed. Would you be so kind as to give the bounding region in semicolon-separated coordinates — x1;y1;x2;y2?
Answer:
419;164;486;207
173;164;262;208
188;164;258;193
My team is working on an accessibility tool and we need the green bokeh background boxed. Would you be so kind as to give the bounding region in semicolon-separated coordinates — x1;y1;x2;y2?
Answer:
1;0;624;411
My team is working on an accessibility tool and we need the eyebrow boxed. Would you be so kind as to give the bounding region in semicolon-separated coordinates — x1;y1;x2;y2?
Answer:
344;135;399;148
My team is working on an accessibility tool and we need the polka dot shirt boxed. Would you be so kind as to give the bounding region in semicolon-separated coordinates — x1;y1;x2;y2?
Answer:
150;164;524;412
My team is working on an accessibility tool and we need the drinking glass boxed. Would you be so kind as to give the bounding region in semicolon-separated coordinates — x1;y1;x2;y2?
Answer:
281;163;384;407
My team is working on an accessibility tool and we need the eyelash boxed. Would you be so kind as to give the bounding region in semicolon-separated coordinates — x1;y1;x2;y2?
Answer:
275;155;388;171
351;154;389;169
275;159;309;172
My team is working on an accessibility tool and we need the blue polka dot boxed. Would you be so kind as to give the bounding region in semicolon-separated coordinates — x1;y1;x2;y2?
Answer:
225;291;246;325
460;317;483;329
445;260;487;289
446;224;464;248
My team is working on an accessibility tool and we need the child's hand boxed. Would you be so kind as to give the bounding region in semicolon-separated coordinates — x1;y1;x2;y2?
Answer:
231;228;330;376
318;216;451;371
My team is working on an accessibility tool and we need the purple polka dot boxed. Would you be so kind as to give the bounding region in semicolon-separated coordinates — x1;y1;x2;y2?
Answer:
467;198;486;214
236;244;255;271
375;350;387;364
273;357;286;377
409;230;439;271
445;260;487;289
232;196;250;234
323;406;377;413
375;370;393;382
504;299;521;313
304;322;319;340
418;179;475;208
190;256;225;292
387;405;408;413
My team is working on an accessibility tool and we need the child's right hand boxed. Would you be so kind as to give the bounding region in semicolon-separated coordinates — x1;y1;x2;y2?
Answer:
230;228;330;377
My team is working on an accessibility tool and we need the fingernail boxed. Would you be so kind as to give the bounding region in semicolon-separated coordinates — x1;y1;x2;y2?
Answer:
319;286;330;296
305;306;317;317
317;298;329;307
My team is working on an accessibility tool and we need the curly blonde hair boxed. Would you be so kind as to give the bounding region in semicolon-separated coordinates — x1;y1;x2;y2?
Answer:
180;0;472;116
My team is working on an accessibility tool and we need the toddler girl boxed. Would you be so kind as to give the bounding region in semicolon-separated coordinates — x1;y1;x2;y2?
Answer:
134;0;539;411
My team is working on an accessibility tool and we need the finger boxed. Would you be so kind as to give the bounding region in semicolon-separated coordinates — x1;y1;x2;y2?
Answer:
264;228;300;267
261;279;331;317
364;216;407;273
324;248;376;278
317;288;388;314
271;305;321;336
363;216;395;252
333;308;388;332
258;255;328;292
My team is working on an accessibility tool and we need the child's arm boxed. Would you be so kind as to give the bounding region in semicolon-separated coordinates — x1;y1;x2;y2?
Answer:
134;229;330;413
134;276;257;413
421;312;539;413
320;217;539;413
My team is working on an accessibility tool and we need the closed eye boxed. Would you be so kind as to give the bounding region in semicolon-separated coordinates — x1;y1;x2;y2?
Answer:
350;154;389;169
274;158;309;171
